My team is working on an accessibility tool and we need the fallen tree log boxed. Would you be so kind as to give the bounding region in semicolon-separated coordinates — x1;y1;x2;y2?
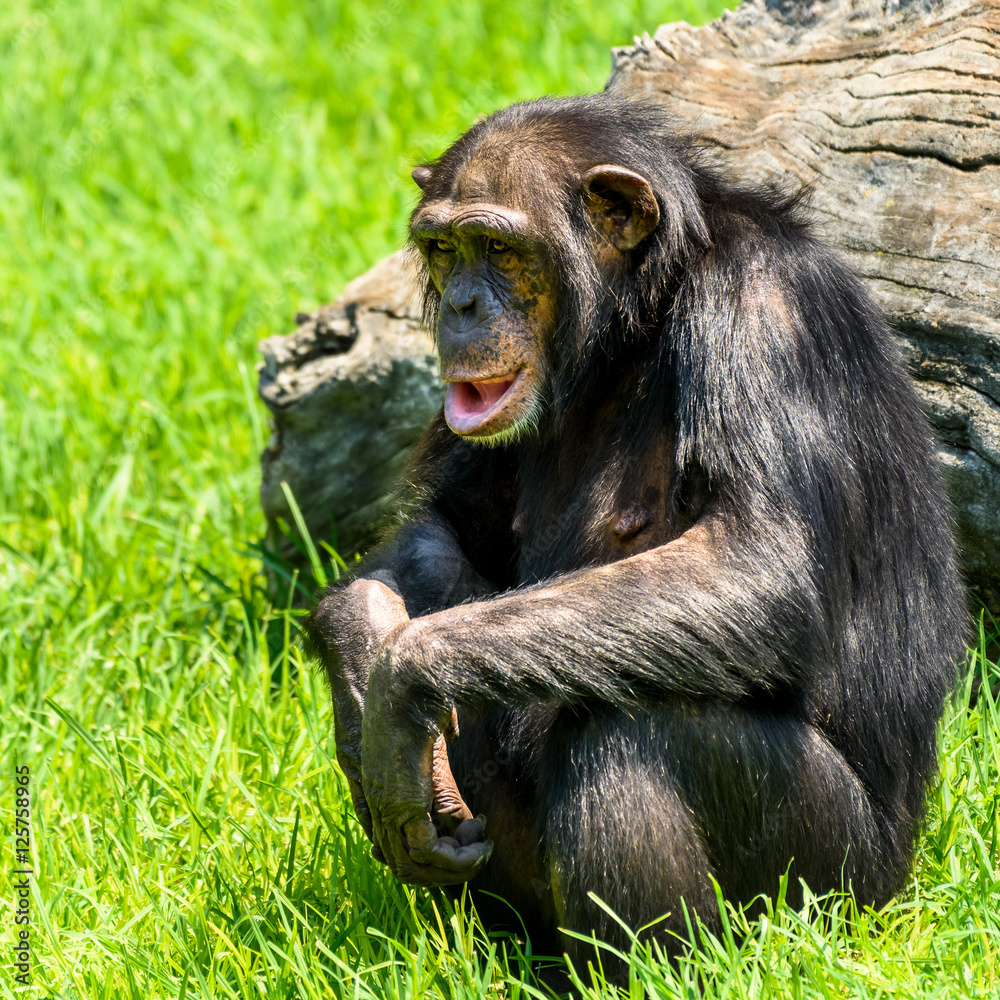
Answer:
257;252;431;590
258;0;1000;599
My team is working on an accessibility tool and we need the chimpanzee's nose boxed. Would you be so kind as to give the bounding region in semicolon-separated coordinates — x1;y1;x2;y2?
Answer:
442;273;500;331
444;278;478;317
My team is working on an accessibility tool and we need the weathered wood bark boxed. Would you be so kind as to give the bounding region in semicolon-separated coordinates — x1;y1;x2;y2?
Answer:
258;0;1000;596
258;252;429;587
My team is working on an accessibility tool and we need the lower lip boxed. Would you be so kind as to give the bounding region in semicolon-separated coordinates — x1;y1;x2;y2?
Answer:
444;371;523;435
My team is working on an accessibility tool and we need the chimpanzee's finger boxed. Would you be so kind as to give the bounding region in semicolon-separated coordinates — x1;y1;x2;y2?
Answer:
406;837;493;883
454;815;487;846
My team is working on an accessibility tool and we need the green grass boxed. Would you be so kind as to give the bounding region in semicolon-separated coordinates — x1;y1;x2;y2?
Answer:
1;1;998;997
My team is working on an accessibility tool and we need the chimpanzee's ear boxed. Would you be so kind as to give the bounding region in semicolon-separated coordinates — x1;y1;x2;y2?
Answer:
412;165;434;191
581;165;660;251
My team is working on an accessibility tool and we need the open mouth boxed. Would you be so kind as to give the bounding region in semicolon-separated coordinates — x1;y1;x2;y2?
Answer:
444;371;523;436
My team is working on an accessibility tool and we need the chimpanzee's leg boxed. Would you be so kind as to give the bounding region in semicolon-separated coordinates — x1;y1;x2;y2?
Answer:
445;706;562;951
537;706;717;966
535;702;900;968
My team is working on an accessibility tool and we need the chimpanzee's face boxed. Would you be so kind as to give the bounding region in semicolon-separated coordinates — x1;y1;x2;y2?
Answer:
410;169;560;447
411;142;660;447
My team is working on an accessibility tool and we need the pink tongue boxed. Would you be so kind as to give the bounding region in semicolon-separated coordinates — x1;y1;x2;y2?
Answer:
452;378;514;418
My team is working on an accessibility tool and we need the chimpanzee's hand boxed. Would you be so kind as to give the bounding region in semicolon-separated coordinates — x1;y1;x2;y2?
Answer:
315;574;410;845
317;576;490;879
360;638;493;885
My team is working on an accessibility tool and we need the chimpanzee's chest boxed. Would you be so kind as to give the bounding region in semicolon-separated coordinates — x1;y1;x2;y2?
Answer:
510;420;679;584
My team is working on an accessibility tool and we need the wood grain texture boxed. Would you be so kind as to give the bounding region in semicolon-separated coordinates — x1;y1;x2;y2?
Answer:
257;251;432;574
608;0;1000;585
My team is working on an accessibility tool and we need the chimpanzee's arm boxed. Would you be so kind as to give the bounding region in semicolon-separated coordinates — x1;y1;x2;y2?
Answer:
372;509;821;726
307;438;514;883
308;434;509;718
356;509;830;881
307;523;499;883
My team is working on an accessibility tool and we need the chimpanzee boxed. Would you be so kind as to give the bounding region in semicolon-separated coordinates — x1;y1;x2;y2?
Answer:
306;94;965;963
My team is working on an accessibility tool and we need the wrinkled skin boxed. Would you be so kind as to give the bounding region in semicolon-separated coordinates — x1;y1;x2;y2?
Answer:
411;208;558;445
409;156;657;447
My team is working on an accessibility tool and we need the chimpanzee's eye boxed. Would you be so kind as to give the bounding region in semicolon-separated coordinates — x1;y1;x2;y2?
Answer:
487;238;510;254
430;239;456;253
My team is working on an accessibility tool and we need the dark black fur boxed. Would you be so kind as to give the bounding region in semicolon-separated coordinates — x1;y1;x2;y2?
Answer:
310;94;965;962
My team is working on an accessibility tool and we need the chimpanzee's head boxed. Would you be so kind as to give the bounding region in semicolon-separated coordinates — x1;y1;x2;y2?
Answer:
409;96;708;446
